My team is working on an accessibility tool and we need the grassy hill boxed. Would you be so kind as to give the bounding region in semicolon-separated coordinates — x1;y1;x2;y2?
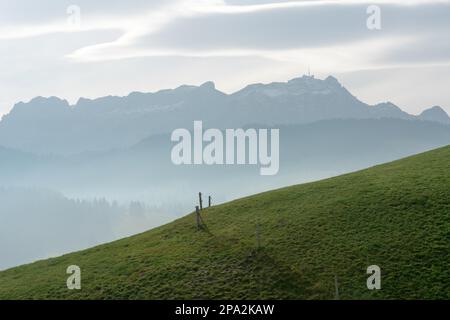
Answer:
0;146;449;300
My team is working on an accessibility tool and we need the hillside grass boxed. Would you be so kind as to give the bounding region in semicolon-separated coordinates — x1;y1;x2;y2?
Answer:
0;146;449;299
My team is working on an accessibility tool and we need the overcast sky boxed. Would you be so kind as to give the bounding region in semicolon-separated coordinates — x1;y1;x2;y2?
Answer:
1;0;450;116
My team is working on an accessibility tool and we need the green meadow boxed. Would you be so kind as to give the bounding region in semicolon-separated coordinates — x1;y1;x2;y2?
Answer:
0;146;449;300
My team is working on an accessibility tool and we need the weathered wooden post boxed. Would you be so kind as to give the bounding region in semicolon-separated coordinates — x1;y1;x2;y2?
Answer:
199;192;203;210
334;275;340;300
196;206;201;229
208;196;211;208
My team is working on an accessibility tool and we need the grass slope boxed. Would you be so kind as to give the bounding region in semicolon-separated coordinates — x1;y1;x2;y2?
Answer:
0;146;449;300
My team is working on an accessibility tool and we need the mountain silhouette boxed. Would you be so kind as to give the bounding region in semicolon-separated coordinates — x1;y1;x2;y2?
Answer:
0;75;448;154
419;106;450;124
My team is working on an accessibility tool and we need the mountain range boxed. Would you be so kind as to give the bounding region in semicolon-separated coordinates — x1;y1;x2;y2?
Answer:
1;75;449;155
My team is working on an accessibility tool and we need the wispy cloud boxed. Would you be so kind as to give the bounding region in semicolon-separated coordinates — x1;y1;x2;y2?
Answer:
61;0;450;71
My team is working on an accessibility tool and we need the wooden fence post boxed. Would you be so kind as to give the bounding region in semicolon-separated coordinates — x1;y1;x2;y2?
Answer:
334;275;340;300
199;192;203;210
196;206;201;229
208;196;211;208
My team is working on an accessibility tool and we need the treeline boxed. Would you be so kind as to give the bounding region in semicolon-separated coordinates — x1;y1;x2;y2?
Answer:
0;187;172;270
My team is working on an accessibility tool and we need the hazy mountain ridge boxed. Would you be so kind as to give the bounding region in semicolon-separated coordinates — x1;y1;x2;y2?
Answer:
1;75;448;154
419;105;450;124
1;118;449;204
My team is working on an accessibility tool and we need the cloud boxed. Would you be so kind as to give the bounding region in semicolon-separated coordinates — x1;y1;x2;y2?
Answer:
63;0;450;72
377;34;450;66
0;0;183;39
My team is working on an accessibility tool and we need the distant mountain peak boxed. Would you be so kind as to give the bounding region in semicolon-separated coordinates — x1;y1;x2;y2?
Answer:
287;74;344;90
374;101;401;110
8;96;70;117
28;96;68;105
200;81;216;90
172;85;197;93
422;105;447;114
288;74;315;84
233;75;347;99
369;101;413;120
419;106;450;124
324;75;341;86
